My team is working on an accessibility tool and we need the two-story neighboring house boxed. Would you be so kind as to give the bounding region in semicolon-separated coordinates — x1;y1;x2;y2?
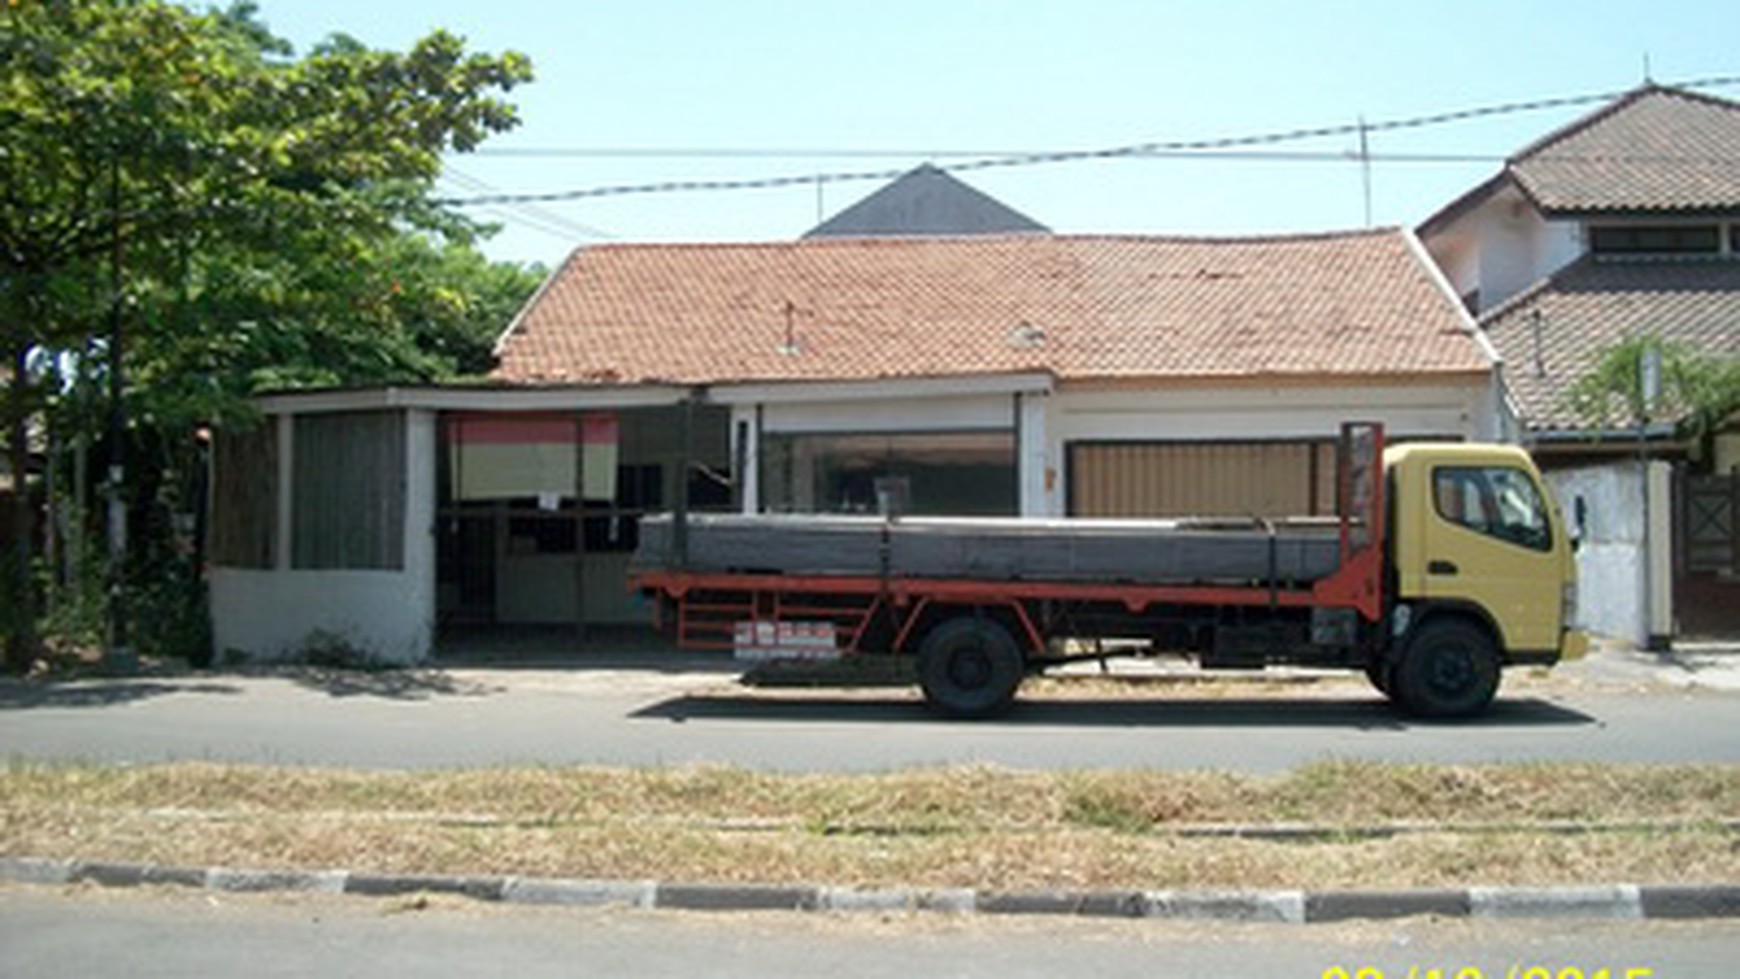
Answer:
1418;83;1740;647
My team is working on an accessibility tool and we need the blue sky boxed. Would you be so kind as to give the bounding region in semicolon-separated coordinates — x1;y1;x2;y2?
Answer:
251;0;1738;266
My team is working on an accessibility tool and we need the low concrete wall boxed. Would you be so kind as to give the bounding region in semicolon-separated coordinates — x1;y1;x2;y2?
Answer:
1546;460;1670;647
210;566;433;665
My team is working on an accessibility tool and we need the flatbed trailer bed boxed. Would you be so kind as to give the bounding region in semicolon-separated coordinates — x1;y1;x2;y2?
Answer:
633;513;1346;586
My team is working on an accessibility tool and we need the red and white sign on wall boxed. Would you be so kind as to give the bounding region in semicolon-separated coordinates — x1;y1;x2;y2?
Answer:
448;412;619;503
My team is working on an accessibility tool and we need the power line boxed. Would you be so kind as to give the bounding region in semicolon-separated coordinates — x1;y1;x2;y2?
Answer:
439;166;618;241
434;75;1740;208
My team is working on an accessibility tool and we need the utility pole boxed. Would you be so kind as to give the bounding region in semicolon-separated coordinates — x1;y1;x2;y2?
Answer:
1357;116;1373;228
105;156;133;670
1639;345;1661;651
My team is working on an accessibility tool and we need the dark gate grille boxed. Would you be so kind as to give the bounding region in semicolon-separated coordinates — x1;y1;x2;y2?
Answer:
1682;472;1739;575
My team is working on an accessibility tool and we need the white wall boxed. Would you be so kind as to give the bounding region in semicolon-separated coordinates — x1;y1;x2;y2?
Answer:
1428;188;1584;314
730;380;1498;519
210;409;437;665
1715;433;1740;475
758;392;1015;434
1545;460;1672;647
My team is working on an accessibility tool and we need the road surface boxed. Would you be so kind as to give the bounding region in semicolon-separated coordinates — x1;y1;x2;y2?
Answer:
2;885;1734;979
1;652;1736;772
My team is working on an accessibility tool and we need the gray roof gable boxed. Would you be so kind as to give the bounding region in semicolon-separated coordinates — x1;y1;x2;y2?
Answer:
804;164;1050;238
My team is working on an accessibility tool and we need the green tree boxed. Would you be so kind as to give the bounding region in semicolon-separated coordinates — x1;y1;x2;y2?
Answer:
1565;334;1740;437
1;0;535;670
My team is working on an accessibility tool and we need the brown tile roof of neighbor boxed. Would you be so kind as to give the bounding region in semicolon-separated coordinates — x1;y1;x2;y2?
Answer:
493;230;1490;387
1508;84;1740;214
1482;259;1740;433
1418;85;1740;235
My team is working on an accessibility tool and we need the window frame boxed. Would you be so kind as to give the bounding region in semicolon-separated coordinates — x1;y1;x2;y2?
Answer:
1430;465;1554;553
1589;223;1721;257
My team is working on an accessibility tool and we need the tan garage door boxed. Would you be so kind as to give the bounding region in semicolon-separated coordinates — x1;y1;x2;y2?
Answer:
1069;441;1336;518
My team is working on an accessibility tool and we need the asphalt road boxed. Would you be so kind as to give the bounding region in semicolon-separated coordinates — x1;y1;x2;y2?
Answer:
1;652;1737;771
2;885;1735;979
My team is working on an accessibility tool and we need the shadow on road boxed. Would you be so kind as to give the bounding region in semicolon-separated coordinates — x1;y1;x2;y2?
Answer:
0;679;244;711
632;693;1597;729
283;668;500;701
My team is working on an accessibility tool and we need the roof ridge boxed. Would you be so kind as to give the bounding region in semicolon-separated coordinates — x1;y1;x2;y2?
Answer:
572;228;1407;253
1510;83;1740;163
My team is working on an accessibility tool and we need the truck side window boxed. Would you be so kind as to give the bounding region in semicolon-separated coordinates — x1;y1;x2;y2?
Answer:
1432;466;1552;552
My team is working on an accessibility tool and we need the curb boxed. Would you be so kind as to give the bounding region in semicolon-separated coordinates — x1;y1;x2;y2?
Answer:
3;857;1736;923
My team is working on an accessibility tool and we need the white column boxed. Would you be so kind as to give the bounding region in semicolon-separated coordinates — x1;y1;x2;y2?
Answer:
404;409;438;662
733;405;760;514
1018;392;1052;517
1646;460;1673;648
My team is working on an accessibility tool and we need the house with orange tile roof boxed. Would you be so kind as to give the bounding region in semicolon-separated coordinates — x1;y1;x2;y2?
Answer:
208;185;1502;663
1418;83;1740;647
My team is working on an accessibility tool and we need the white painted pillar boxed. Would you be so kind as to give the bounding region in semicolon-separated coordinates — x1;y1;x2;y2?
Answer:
733;405;760;514
1018;391;1052;516
405;409;438;662
1646;460;1673;648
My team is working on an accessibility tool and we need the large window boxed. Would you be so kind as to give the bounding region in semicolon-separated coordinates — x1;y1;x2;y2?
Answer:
1432;466;1552;552
761;431;1016;516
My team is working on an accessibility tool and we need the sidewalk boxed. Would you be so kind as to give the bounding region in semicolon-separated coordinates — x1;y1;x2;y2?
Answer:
1564;637;1740;692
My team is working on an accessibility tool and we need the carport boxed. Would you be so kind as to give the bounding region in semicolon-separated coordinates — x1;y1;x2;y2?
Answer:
207;384;730;664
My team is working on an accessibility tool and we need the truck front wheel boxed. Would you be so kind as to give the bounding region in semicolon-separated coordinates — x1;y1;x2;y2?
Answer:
917;616;1025;718
1392;618;1500;718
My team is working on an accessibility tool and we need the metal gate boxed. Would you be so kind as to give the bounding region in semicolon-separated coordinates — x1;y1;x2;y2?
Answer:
1681;472;1739;575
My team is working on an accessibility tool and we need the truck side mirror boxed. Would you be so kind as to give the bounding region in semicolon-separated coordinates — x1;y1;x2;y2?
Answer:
1571;496;1588;552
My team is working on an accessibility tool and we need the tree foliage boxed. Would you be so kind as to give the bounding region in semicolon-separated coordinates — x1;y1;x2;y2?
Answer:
1564;333;1740;437
0;0;542;668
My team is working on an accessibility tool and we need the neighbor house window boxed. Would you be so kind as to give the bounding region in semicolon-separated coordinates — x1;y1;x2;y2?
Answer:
292;411;406;570
760;430;1016;516
1589;224;1720;256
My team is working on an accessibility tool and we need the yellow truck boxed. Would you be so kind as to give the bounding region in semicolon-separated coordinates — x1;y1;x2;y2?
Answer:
633;423;1587;718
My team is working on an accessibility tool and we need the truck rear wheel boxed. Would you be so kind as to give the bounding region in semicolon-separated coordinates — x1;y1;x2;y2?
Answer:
1393;618;1500;718
917;616;1024;718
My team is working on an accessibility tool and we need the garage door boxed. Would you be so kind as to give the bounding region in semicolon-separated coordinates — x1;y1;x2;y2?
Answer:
1068;440;1336;518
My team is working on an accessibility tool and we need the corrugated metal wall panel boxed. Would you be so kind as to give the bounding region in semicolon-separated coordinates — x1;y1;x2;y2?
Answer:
292;411;406;570
210;425;277;569
1070;441;1336;518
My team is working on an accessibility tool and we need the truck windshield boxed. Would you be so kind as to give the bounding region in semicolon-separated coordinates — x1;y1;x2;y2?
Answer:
1432;466;1552;552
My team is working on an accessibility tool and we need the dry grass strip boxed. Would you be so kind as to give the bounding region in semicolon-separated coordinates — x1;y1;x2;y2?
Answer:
3;760;1735;891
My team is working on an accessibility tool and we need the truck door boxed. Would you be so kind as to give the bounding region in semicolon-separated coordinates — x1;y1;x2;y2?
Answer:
1421;464;1562;654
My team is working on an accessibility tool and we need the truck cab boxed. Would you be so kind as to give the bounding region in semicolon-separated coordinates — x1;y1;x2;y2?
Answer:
1378;442;1588;715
